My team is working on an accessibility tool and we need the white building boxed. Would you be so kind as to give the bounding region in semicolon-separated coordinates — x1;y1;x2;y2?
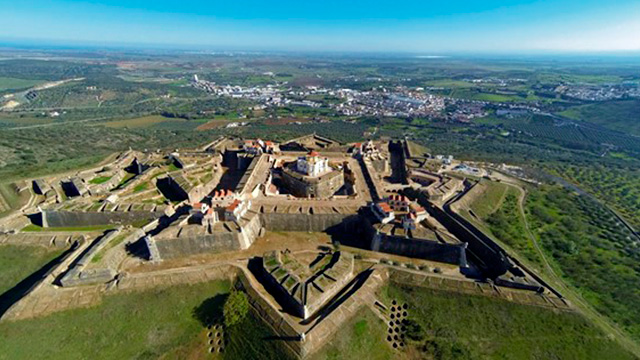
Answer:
296;151;329;177
372;201;395;224
225;199;251;222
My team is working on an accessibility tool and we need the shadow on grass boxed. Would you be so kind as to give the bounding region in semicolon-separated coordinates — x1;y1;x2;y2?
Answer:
192;293;228;327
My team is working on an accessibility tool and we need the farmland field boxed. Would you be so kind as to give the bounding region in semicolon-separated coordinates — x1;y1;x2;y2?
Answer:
547;164;640;229
102;115;178;128
0;77;44;91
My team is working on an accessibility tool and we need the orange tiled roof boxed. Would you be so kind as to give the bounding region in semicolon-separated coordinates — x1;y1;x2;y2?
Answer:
377;201;392;213
226;199;241;212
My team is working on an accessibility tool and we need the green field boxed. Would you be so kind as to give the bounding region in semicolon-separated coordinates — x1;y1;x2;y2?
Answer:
311;308;394;360
471;181;640;345
449;89;539;102
0;244;64;295
459;181;544;269
0;77;44;91
0;280;231;359
383;283;636;360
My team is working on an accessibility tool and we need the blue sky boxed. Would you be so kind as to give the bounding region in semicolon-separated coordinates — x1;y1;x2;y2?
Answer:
2;0;639;52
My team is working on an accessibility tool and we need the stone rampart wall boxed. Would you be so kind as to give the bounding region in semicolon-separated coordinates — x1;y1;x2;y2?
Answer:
259;213;354;232
153;232;241;259
41;210;163;228
237;271;305;358
371;232;467;266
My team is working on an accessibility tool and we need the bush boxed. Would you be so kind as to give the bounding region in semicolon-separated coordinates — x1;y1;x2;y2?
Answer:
223;290;249;328
404;319;424;342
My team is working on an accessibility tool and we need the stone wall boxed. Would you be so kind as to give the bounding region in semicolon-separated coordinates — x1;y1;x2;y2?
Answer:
40;210;163;228
89;170;125;195
281;168;344;199
259;213;354;232
152;231;241;260
237;271;305;358
238;212;262;249
60;228;123;287
370;232;467;266
0;233;84;248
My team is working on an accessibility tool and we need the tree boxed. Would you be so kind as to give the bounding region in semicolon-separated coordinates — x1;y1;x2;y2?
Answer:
223;290;249;328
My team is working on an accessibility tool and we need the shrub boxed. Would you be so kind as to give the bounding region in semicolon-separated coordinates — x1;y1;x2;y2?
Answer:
223;290;249;328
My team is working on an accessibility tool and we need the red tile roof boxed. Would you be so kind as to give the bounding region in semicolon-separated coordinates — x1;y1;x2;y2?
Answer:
308;150;319;157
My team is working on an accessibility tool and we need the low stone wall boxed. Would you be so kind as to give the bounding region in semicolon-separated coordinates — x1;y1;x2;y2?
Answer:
41;210;163;228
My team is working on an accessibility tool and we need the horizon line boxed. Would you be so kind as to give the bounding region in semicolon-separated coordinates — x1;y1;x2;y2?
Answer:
1;37;640;58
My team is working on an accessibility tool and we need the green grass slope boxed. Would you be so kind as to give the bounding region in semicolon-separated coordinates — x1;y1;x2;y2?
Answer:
311;308;394;360
0;245;64;295
0;280;231;359
384;283;636;360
